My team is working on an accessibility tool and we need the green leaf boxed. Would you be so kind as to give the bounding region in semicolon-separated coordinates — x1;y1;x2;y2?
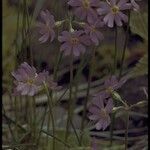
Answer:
130;12;148;41
128;53;148;78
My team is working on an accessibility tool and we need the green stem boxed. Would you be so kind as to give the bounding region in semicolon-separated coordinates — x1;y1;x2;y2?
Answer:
41;130;71;148
44;83;55;150
79;48;95;145
109;112;116;146
119;12;130;78
53;51;63;81
125;112;129;150
113;25;118;74
36;104;48;149
65;52;74;144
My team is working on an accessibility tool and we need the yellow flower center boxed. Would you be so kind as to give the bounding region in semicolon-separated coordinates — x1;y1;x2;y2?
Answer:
27;79;34;85
82;0;90;9
27;74;37;85
71;37;79;45
111;5;119;14
106;86;113;94
90;25;96;32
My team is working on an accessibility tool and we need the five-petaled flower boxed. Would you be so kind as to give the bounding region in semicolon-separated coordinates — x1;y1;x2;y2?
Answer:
37;10;55;43
97;0;132;27
58;30;91;56
12;62;58;96
68;0;101;23
88;96;113;130
84;18;104;46
95;75;127;99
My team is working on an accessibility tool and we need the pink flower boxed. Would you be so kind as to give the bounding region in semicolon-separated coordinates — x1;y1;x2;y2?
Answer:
68;0;101;23
89;96;113;130
84;18;104;46
37;10;55;43
58;30;91;56
12;62;58;96
97;0;132;27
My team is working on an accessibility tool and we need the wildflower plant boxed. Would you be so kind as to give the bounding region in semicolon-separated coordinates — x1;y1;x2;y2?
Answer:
3;0;148;150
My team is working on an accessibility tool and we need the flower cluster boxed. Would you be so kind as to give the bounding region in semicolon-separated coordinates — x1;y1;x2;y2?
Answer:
36;0;140;57
68;0;140;28
12;62;58;96
88;75;127;130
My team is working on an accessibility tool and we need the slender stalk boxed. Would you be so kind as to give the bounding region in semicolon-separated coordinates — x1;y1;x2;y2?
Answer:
113;25;118;74
2;106;17;142
125;112;129;150
44;83;55;150
65;52;74;144
36;104;48;149
119;12;130;78
41;130;71;148
46;109;50;146
109;112;116;146
79;48;95;145
53;51;63;81
32;97;36;140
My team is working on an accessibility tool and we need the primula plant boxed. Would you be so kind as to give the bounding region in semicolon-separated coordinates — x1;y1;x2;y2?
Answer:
2;0;148;150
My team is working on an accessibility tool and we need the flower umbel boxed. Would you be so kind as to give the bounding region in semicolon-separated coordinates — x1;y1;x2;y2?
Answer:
68;0;101;23
88;96;113;130
97;0;132;27
37;10;55;43
58;30;91;56
12;62;58;96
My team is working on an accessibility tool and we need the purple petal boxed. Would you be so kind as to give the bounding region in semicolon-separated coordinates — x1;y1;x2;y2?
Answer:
110;0;117;5
50;30;55;42
73;45;80;56
39;33;49;43
87;8;97;24
102;117;110;130
74;7;86;20
119;3;132;10
114;14;123;26
118;12;128;22
88;106;99;114
80;35;92;46
92;95;105;109
68;0;82;6
108;14;115;28
103;13;114;28
95;31;104;41
95;120;102;130
28;86;36;96
90;0;101;7
89;115;99;120
131;0;140;11
21;85;30;95
76;44;86;54
90;32;99;46
105;98;113;113
60;42;72;52
117;0;128;7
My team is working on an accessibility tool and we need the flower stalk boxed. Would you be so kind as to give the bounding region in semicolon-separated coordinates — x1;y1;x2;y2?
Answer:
43;82;55;150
